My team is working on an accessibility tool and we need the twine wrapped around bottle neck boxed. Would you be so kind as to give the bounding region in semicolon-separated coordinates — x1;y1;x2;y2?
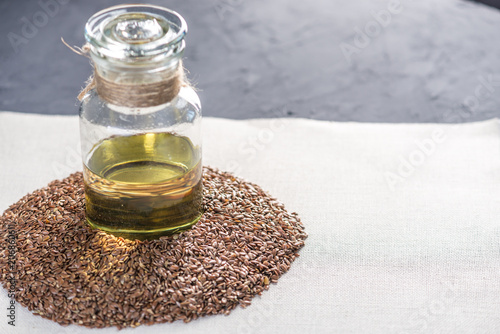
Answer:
92;63;185;108
65;40;187;108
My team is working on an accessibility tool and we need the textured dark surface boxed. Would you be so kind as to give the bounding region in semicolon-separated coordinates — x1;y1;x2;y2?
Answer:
0;0;500;122
474;0;500;9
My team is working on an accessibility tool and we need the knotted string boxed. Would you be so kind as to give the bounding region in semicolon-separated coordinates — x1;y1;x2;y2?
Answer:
62;38;187;107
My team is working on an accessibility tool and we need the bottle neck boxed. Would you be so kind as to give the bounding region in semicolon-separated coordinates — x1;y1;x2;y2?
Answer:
91;55;185;108
92;55;182;85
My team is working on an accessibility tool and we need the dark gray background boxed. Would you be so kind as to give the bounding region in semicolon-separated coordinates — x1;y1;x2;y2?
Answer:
1;0;499;122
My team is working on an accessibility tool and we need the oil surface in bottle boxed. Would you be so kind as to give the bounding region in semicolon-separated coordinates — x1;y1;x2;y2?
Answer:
83;132;202;240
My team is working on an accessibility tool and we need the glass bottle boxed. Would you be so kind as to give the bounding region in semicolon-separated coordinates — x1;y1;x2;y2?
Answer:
79;5;202;240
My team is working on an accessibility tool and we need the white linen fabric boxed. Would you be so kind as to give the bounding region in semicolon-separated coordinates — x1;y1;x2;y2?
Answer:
0;112;499;334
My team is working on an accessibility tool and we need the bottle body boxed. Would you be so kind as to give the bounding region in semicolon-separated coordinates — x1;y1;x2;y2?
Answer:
79;85;202;240
79;4;202;239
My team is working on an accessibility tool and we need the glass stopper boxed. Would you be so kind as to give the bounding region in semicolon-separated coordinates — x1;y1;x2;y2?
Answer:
114;17;164;44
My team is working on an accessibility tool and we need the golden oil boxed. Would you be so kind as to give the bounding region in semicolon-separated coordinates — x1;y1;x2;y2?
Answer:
83;132;202;240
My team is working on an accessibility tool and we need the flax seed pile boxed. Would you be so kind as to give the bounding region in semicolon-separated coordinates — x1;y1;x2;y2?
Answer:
0;167;307;329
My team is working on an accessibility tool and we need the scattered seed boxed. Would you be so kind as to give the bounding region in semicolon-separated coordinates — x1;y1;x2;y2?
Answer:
0;167;307;329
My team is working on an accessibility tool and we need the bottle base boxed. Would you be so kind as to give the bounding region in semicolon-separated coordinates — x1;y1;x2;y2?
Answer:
85;212;203;241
